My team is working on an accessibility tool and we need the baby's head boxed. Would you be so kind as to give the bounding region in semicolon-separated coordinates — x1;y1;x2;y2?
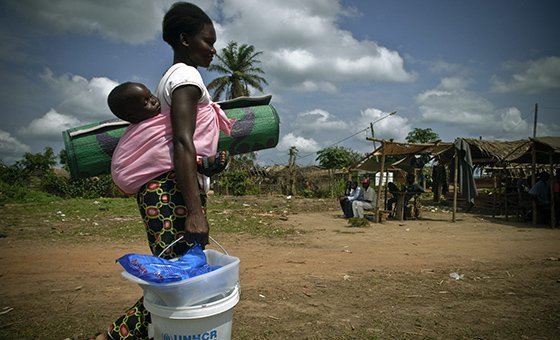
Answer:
107;82;161;123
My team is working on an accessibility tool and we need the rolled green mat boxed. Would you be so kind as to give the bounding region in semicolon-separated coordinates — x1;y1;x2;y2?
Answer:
62;98;279;179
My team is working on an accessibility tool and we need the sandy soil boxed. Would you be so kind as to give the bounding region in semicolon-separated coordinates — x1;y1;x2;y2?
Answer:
1;200;560;339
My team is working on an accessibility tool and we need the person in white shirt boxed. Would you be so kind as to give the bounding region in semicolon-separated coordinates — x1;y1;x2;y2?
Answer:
352;178;376;218
341;180;363;218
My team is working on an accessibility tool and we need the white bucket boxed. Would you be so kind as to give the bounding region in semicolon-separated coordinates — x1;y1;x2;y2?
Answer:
122;249;240;307
145;284;240;340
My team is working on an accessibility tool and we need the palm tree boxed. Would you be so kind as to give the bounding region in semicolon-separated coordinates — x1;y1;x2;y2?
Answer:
207;41;268;100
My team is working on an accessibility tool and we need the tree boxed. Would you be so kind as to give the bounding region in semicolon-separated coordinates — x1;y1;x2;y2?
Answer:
19;147;57;175
58;149;69;172
405;128;439;144
316;146;363;197
207;41;268;100
405;128;440;173
315;146;362;169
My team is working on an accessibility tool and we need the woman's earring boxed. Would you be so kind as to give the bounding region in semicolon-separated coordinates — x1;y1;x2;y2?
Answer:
180;33;189;47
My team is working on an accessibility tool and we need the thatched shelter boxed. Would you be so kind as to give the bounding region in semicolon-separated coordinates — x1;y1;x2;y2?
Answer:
356;137;560;226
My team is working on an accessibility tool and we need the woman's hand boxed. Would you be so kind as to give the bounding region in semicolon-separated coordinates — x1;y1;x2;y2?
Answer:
184;209;209;246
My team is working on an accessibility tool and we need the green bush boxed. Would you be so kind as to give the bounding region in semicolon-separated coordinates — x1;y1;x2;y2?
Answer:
0;163;29;186
40;172;116;198
218;170;258;196
0;181;58;204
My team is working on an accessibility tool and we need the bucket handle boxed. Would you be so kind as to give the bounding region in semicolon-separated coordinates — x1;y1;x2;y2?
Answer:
158;235;228;257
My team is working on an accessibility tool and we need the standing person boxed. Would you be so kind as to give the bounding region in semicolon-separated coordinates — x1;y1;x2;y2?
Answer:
431;161;447;203
529;172;550;224
352;178;376;219
95;3;233;340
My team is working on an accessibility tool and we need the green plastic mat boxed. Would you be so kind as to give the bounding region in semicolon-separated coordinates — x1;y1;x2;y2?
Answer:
63;103;279;179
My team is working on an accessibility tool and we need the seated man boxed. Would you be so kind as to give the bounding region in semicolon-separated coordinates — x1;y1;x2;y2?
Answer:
340;180;363;218
386;181;400;213
352;178;376;219
404;174;425;197
339;180;354;215
403;173;425;219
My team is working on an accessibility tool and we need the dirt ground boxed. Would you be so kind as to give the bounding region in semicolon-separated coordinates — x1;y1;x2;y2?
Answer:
1;197;560;339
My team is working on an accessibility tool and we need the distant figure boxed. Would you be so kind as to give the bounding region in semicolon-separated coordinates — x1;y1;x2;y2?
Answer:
340;181;363;218
404;173;425;199
431;162;448;202
387;174;425;219
529;172;550;224
404;173;425;219
529;172;550;206
352;178;376;219
339;180;353;216
386;181;400;213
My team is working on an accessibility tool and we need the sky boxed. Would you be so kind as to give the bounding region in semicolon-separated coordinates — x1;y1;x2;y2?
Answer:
1;0;559;166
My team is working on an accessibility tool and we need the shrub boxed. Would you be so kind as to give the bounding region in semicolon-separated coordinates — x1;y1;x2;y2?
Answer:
40;172;117;198
217;170;258;196
0;181;58;204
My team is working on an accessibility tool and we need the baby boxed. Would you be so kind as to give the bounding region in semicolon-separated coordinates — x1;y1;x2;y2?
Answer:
107;82;161;124
107;82;228;191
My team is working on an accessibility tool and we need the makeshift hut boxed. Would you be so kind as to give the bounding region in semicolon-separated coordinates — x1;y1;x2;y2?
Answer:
356;136;559;227
355;138;453;222
446;137;559;227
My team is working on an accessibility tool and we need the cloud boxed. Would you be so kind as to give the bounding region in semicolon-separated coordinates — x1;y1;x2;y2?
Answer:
277;133;321;154
276;105;410;160
417;76;494;126
40;69;118;121
490;56;560;94
0;29;34;65
292;109;349;136
6;0;172;45
0;130;30;164
18;109;81;141
416;76;560;139
217;0;416;91
355;108;411;142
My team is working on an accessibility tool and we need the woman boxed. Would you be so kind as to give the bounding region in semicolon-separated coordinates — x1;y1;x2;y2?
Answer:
96;3;231;339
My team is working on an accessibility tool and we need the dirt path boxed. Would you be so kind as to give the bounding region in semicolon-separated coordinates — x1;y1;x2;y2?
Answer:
1;210;560;339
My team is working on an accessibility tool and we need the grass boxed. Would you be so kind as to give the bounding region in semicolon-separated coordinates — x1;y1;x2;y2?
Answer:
346;217;371;228
0;194;337;242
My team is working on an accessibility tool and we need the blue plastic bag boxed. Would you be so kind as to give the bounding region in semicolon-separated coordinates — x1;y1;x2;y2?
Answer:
117;245;221;283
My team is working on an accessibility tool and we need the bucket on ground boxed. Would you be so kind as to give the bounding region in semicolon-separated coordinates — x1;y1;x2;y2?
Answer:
145;284;240;340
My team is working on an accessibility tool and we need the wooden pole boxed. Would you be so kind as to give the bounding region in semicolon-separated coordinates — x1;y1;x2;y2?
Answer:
533;103;538;138
492;174;497;218
532;142;537;226
550;151;556;228
376;141;386;223
453;146;458;222
504;172;509;221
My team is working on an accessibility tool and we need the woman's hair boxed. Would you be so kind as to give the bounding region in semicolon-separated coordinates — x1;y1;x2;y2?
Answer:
162;2;212;48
